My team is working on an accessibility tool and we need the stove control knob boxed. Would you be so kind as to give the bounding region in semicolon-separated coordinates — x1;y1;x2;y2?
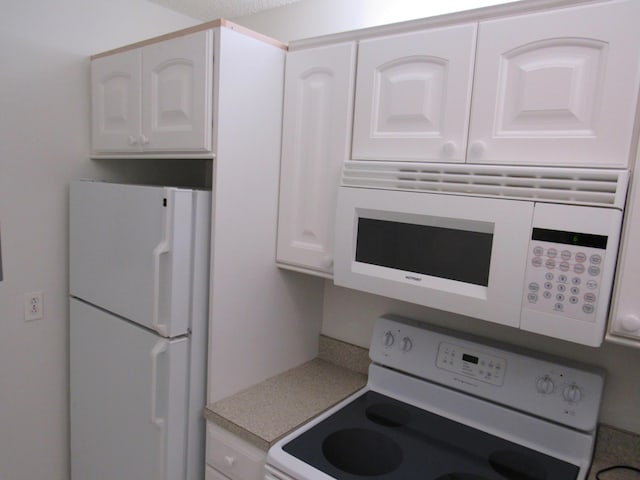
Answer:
383;331;395;347
563;384;582;404
536;375;555;394
401;337;413;352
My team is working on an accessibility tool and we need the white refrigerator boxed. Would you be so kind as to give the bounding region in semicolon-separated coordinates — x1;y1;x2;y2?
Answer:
69;180;211;480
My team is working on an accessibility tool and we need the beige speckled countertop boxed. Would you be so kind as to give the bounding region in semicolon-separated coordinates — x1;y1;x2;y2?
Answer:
205;336;639;476
204;336;369;451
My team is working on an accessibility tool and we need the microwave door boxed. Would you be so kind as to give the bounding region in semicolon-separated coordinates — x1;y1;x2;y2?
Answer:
334;187;534;328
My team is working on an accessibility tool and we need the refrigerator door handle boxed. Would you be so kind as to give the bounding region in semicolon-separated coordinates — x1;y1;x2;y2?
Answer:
150;339;168;480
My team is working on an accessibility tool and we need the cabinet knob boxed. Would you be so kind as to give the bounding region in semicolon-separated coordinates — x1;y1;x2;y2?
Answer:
441;141;457;158
619;314;640;333
469;141;486;159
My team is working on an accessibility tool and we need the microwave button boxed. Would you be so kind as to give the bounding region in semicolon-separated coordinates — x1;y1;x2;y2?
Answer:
572;277;581;286
570;286;580;295
561;250;572;260
527;293;539;303
547;248;558;258
575;252;587;263
586;280;598;290
528;282;540;292
584;292;597;303
590;254;602;265
588;266;601;276
559;262;570;272
545;259;556;269
556;293;565;302
544;282;553;290
543;291;552;299
545;272;554;280
532;256;543;268
557;284;566;293
583;304;595;314
533;246;544;256
574;263;586;274
554;303;564;312
569;296;579;304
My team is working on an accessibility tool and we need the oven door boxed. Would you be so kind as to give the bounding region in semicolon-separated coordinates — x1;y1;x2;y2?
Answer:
334;187;534;328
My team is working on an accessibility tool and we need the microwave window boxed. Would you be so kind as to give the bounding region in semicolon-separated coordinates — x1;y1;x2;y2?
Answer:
355;218;493;286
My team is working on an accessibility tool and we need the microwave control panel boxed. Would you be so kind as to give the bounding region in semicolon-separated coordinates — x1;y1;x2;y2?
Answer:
520;203;622;346
523;230;607;323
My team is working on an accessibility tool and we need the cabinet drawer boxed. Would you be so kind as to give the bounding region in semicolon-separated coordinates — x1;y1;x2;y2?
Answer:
206;464;231;480
206;423;266;480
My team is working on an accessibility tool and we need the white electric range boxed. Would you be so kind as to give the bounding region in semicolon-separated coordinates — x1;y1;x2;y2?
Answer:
265;314;605;480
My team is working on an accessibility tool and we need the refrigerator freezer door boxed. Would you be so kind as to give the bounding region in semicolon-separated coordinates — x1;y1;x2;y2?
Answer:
70;181;195;337
70;298;190;480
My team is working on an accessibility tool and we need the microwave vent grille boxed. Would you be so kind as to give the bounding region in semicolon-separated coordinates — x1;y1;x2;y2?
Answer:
341;161;629;209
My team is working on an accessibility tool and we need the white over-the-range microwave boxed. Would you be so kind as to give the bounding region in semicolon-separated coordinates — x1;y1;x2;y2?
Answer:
334;160;629;347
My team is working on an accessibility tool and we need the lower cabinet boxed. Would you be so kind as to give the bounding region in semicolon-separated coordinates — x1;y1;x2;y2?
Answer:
206;423;266;480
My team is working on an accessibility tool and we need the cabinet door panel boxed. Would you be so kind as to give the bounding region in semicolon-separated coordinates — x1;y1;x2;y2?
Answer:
142;29;213;152
91;49;141;152
276;43;356;275
469;0;640;167
352;24;476;162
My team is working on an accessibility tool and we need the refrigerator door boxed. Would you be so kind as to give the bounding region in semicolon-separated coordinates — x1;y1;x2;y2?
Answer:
70;298;190;480
70;180;195;337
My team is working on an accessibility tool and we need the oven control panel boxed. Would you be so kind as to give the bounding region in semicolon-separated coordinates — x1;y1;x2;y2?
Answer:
371;315;605;432
436;342;506;386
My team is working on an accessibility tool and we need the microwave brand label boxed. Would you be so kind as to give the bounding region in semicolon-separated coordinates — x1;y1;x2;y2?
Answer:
405;275;422;282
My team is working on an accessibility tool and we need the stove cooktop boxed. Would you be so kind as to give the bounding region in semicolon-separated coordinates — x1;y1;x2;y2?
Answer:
282;391;579;480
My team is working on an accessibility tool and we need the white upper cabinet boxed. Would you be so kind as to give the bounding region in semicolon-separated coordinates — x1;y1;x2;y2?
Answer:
92;29;213;155
91;50;141;152
352;25;477;163
468;0;640;167
276;42;356;276
608;150;640;348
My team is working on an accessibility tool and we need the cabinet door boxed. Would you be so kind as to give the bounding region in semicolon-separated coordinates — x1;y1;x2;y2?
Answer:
352;24;476;163
276;42;356;276
91;49;141;153
608;152;640;347
141;29;213;152
468;0;640;167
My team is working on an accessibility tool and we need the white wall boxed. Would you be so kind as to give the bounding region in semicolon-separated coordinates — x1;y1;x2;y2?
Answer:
0;2;198;479
234;0;640;436
234;0;520;41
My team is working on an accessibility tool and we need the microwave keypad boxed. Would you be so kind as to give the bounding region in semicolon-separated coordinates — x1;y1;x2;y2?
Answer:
524;241;605;322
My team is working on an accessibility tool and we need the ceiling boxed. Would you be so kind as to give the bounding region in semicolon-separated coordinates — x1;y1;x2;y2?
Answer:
147;0;303;21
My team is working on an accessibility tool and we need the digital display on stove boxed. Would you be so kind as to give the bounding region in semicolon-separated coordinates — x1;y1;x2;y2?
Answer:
462;353;479;364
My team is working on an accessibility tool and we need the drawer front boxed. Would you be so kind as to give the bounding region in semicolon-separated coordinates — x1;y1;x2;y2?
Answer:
206;423;266;480
206;465;231;480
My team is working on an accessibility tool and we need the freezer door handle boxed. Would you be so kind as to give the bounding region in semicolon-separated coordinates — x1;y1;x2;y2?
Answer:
150;339;168;480
152;193;172;336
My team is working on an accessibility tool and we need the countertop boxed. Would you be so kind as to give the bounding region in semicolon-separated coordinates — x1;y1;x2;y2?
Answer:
204;335;639;477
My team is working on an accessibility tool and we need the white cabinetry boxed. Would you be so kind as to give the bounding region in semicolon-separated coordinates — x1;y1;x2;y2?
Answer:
352;25;476;163
276;42;356;277
608;150;640;348
91;29;213;155
469;0;640;167
206;423;266;480
350;0;640;168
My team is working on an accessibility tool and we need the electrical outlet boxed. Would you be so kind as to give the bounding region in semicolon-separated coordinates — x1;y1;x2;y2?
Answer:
24;291;43;321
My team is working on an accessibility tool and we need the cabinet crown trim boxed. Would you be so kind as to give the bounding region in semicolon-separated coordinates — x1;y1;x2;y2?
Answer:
91;18;286;60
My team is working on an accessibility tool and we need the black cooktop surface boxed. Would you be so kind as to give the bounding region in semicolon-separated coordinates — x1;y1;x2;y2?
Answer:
283;391;579;480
